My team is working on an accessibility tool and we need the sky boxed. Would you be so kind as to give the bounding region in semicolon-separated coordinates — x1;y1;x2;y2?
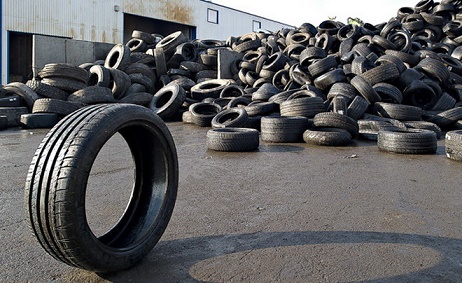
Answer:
211;0;419;27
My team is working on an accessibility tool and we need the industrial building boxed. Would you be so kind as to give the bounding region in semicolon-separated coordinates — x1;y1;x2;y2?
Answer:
1;0;294;84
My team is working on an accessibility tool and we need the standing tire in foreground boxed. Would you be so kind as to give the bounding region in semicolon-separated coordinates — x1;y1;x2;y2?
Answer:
24;103;178;272
445;130;462;161
377;128;437;154
207;128;259;151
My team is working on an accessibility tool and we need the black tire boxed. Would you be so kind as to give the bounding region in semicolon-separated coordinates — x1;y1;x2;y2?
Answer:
0;107;28;127
26;79;69;100
332;95;348;115
404;121;442;139
108;68;131;99
374;102;422;121
189;102;222;127
132;30;156;44
67;86;115;104
359;63;400;86
128;73;156;94
0;115;7;130
378;128;437;154
126;38;147;52
211;107;249;128
38;63;89;84
245;101;276;117
25;103;178;272
20;113;60;129
431;92;457;111
373;82;403;104
153;48;168;78
149;84;186;120
32;98;85;116
182;110;193;123
3;82;41;110
303;127;352;146
41;77;87;93
118;92;153;106
155;31;188;56
308;55;338;77
88;65;111;88
415;57;450;84
207;128;259;151
190;79;232;100
427;107;462;128
313;112;359;138
350;75;381;105
347;95;369;120
261;116;309;143
445;130;462;161
0;94;22;107
104;44;131;71
125;63;157;83
280;97;325;118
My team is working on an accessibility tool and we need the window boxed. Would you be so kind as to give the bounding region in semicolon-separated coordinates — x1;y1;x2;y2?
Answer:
207;8;219;24
253;20;261;32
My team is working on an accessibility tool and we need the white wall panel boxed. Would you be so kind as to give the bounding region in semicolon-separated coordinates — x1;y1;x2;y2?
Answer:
5;0;123;43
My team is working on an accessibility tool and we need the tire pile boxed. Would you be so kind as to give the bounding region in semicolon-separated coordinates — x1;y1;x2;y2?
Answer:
1;0;462;160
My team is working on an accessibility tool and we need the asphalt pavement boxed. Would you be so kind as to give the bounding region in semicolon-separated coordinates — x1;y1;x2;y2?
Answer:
1;122;462;282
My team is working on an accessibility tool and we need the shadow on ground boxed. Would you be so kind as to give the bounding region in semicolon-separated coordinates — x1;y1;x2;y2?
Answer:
101;230;462;282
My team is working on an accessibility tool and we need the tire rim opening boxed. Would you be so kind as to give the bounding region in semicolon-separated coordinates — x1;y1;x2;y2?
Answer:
86;132;135;238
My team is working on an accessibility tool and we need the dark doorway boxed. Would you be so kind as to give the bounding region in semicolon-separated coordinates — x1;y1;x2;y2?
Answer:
8;32;33;83
124;13;196;44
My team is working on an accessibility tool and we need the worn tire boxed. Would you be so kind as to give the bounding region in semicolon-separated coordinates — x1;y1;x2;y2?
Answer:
374;102;422;121
118;92;153;106
378;128;437;154
104;44;131;71
207;128;259;151
280;97;325;118
149;84;186;120
261;116;309;143
313;112;359;138
20;113;60;129
25;103;178;272
32;98;85;116
211;107;249;128
38;63;89;84
303;127;352;146
189;102;222;127
67;86;115;104
26;79;69;100
3;82;41;110
445;130;462;161
0;107;28;127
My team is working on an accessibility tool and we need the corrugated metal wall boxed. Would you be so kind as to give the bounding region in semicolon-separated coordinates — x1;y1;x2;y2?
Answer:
1;0;294;83
4;0;293;43
5;0;123;43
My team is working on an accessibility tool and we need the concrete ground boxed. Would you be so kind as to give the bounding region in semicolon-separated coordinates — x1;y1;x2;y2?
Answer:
1;122;462;282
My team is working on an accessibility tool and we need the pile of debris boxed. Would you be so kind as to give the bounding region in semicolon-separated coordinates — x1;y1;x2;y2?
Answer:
1;0;462;158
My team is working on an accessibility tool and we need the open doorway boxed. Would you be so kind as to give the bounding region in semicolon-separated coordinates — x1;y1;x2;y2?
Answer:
8;32;33;83
124;13;196;44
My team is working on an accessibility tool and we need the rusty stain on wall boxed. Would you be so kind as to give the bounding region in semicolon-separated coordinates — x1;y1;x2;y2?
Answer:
124;0;193;25
161;1;192;24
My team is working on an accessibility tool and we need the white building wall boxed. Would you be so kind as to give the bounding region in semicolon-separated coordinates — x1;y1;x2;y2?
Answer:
1;0;294;83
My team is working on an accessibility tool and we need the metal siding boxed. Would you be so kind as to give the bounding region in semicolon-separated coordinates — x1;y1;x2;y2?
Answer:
4;0;123;43
3;0;292;42
196;2;294;40
123;0;196;26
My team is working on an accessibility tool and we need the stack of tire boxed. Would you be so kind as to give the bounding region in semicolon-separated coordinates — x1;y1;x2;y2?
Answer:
1;0;462;160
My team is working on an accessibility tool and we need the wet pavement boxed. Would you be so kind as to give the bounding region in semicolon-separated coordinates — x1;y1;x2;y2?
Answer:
1;122;462;282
